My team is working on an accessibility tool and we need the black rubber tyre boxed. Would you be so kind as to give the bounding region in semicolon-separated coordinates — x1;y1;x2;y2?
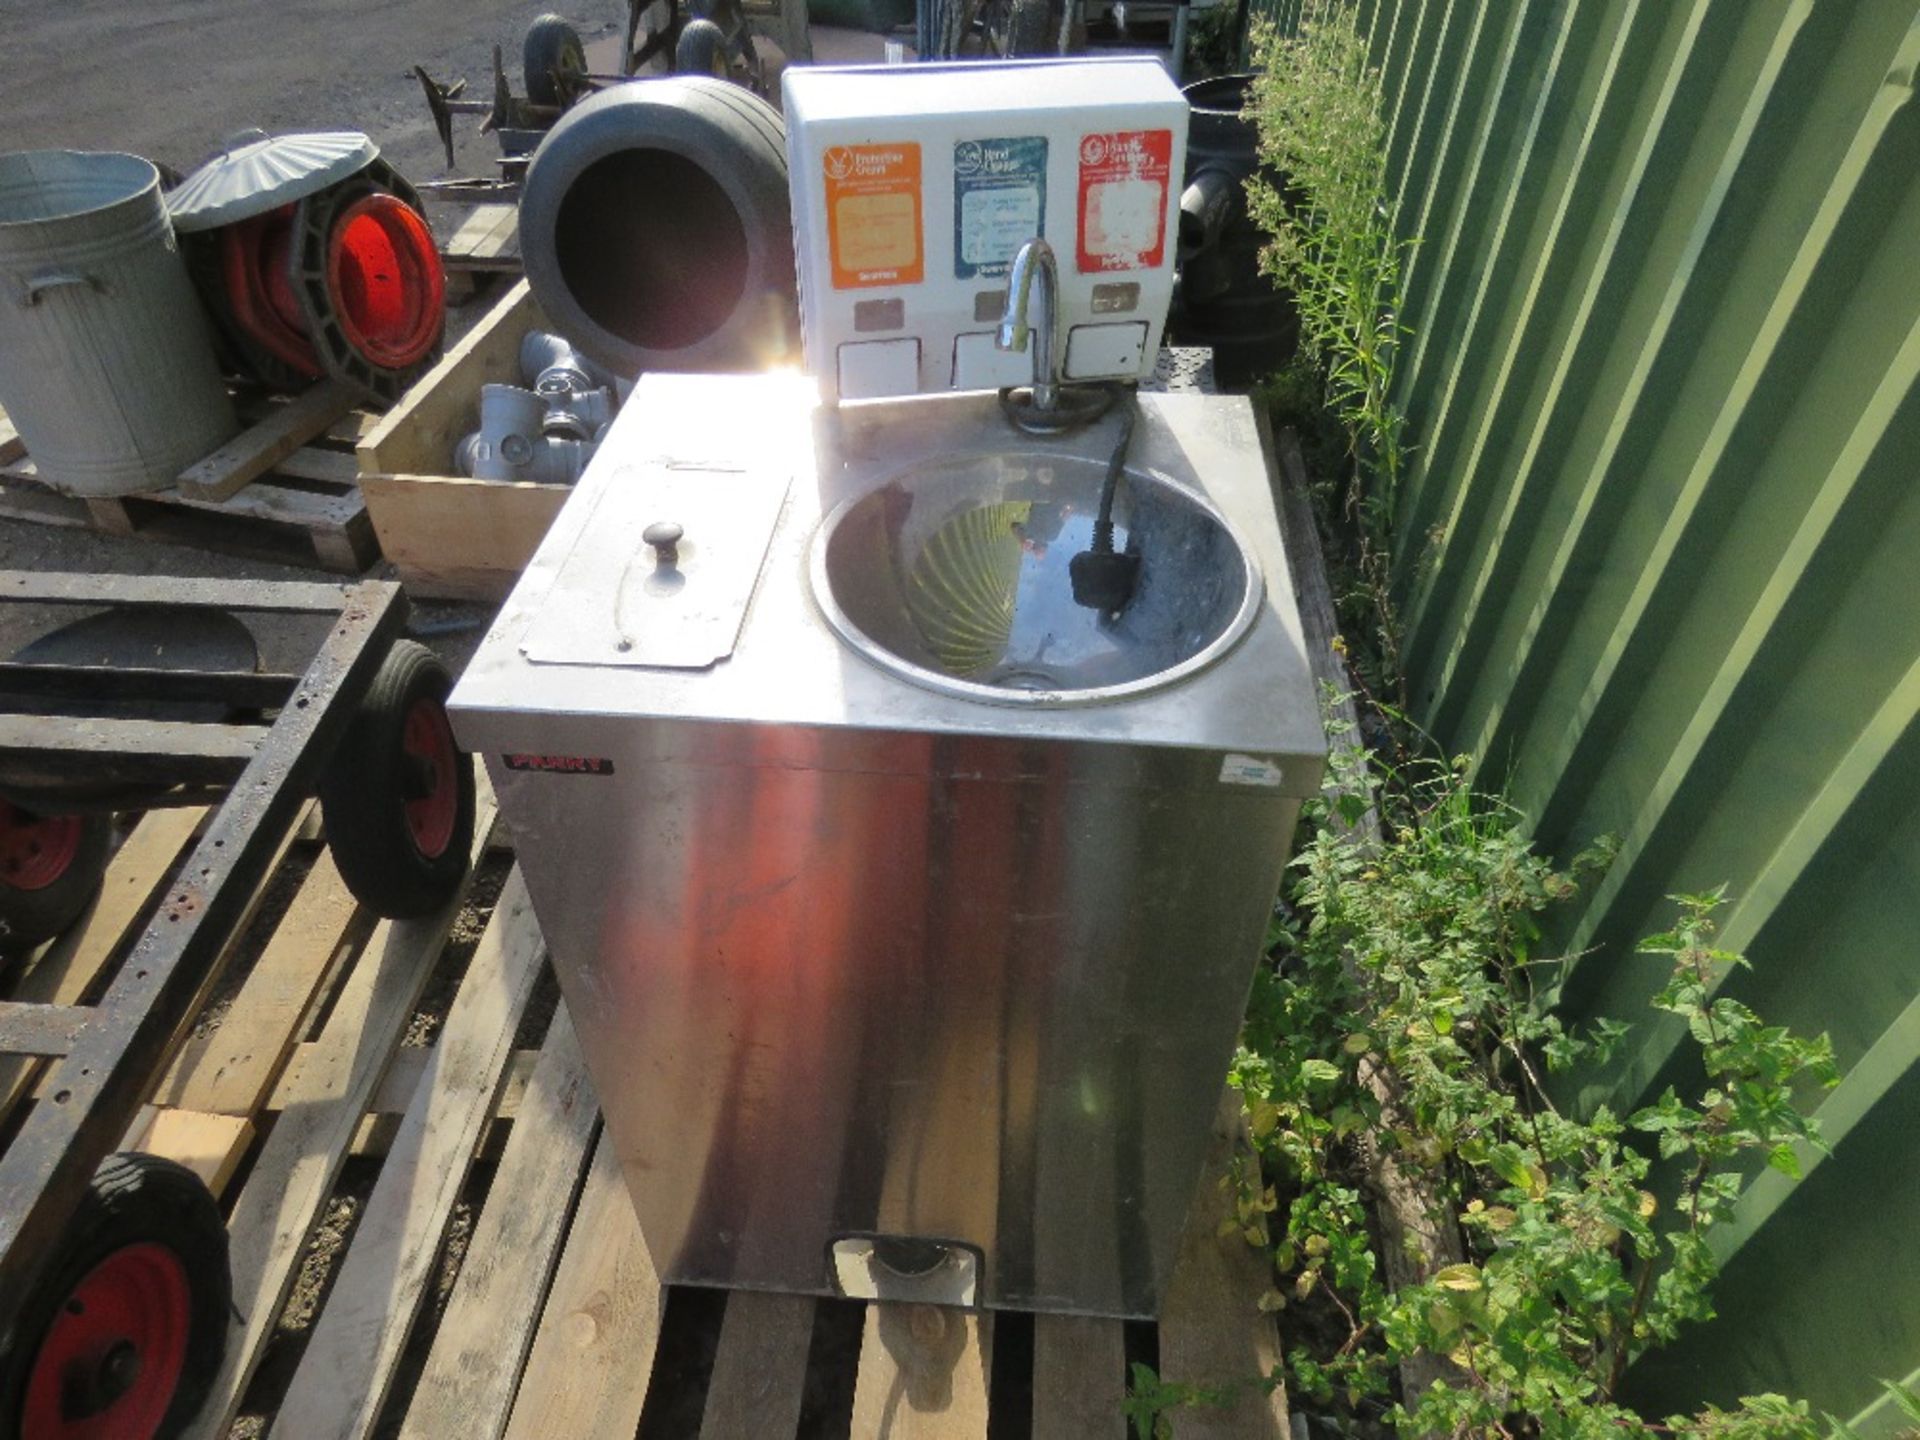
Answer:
519;76;797;375
0;807;111;952
1004;0;1055;52
524;13;588;106
0;1153;230;1439
674;17;732;77
318;640;474;920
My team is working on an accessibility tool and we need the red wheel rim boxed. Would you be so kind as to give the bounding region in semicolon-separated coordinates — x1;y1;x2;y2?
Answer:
20;1243;191;1440
325;193;444;370
219;207;324;378
403;697;459;860
0;801;82;892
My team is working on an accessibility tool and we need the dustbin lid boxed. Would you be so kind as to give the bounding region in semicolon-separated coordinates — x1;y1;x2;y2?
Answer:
167;129;378;232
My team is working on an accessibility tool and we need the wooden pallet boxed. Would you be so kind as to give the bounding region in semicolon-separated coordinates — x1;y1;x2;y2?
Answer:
1;783;1292;1439
441;203;522;276
0;389;381;574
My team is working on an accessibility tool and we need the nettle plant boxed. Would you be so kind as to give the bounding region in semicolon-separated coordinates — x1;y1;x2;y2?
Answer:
1230;710;1843;1438
1215;6;1860;1436
1246;1;1411;701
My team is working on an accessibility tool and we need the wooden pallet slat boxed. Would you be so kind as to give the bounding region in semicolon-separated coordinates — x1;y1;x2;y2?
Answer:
273;865;547;1440
0;1001;91;1058
399;1003;599;1440
0;808;207;1126
441;203;522;274
180;792;500;1440
266;1040;540;1121
0;383;380;574
1156;1096;1290;1440
131;844;365;1198
101;796;322;1190
130;1108;254;1195
1033;1315;1128;1440
850;1303;993;1440
502;1130;665;1440
700;1292;816;1440
149;848;363;1117
271;446;364;486
177;381;360;502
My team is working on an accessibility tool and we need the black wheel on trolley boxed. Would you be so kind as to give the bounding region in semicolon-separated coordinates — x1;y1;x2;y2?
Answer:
0;803;112;954
0;1153;231;1440
675;17;733;77
523;12;589;106
318;639;475;920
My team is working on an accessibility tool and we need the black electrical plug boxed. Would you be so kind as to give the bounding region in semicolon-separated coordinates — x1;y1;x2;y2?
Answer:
1069;399;1140;615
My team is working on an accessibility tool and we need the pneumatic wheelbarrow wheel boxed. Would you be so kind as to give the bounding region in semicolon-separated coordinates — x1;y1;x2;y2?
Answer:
0;1153;230;1440
0;802;112;953
318;640;474;919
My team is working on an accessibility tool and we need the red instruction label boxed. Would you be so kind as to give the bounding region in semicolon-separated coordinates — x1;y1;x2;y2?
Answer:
1075;129;1172;273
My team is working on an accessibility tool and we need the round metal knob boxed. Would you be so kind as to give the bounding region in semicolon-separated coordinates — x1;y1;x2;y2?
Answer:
643;521;683;567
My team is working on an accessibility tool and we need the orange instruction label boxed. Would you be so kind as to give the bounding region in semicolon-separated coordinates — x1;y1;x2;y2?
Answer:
824;143;924;290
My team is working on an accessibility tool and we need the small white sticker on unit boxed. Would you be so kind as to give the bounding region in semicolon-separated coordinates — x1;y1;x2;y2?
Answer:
1220;753;1284;788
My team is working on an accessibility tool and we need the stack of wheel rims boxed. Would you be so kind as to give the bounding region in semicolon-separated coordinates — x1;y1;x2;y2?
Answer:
166;131;445;402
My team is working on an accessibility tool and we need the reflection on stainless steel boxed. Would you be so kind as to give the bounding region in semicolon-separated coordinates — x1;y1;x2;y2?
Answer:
904;499;1026;675
813;445;1261;704
450;373;1326;1319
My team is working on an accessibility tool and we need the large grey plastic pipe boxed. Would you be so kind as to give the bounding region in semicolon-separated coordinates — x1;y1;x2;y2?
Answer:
518;77;798;378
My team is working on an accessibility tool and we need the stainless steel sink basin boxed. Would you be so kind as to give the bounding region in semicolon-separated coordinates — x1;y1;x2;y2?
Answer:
810;450;1264;705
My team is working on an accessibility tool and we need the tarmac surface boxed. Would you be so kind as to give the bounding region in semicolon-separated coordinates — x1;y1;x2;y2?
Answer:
0;0;622;183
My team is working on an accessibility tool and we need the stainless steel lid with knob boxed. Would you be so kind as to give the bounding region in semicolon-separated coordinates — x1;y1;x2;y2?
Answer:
519;461;792;671
166;129;379;232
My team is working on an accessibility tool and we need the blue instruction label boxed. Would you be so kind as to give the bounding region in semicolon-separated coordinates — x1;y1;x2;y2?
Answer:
953;137;1048;280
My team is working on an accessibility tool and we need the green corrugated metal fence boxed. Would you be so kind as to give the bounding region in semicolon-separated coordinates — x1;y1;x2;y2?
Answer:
1300;0;1920;1426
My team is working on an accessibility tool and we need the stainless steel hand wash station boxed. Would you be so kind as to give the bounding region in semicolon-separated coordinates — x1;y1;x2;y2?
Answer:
448;57;1325;1320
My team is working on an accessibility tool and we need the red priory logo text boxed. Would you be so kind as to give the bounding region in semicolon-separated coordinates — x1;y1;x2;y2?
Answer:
502;753;616;776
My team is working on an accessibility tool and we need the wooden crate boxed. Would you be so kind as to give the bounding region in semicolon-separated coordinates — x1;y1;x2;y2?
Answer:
356;281;571;604
0;388;381;574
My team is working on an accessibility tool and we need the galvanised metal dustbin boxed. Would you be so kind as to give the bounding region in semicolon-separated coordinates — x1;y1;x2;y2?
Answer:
450;371;1325;1318
0;151;234;495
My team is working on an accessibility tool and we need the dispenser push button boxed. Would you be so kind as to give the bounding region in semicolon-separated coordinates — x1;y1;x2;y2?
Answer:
1064;322;1149;379
953;331;1034;390
838;338;922;399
